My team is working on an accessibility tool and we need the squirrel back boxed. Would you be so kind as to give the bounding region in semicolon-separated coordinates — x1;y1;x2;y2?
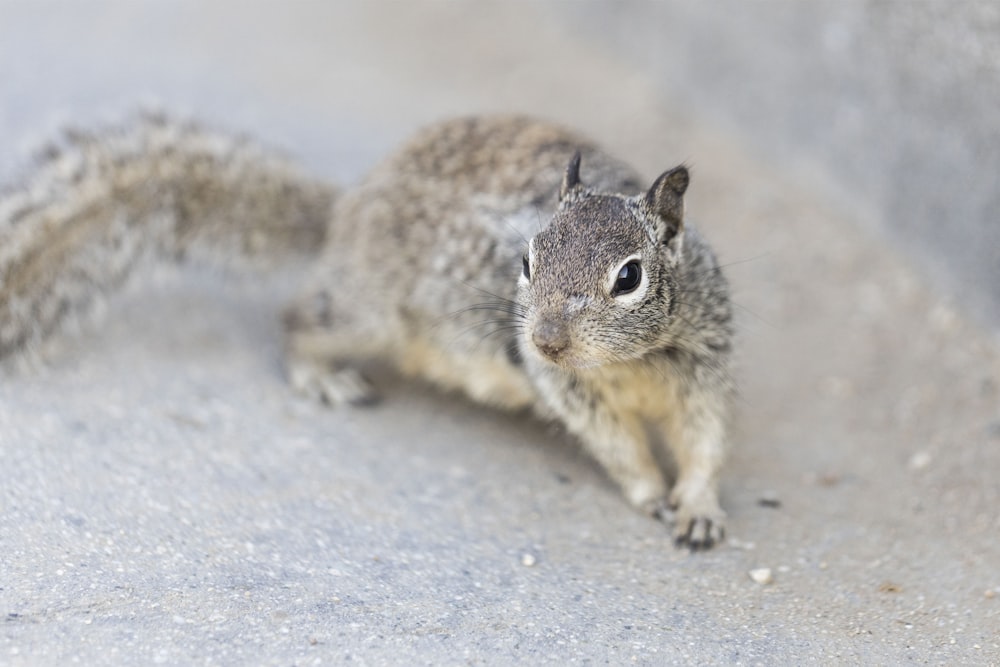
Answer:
0;112;335;358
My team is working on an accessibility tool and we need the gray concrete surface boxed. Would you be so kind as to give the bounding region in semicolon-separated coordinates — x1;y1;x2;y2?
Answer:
2;3;999;665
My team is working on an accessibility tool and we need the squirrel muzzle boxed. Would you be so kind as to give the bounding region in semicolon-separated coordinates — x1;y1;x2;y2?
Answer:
530;317;571;361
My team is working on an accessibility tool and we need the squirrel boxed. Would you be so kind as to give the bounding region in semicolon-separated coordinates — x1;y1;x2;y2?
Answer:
0;112;734;549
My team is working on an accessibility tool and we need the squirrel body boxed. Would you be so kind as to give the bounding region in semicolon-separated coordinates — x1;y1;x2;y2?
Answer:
0;113;734;548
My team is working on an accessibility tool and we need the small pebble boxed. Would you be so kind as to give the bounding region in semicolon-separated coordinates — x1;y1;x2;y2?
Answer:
757;491;781;508
820;473;841;486
521;553;537;567
749;568;773;585
727;538;756;551
908;451;932;471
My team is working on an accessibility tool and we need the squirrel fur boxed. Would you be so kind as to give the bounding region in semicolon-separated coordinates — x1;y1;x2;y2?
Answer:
0;112;734;549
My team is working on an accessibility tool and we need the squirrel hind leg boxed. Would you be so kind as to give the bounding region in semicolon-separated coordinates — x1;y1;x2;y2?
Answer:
282;289;387;408
287;360;380;407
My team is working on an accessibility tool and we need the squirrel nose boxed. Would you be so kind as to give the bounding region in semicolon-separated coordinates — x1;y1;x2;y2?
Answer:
532;319;570;359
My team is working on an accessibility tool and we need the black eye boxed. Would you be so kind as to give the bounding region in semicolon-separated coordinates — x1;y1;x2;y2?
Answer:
613;261;642;295
522;253;531;280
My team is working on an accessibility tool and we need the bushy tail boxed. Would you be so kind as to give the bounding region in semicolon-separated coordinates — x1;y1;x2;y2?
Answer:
0;111;337;359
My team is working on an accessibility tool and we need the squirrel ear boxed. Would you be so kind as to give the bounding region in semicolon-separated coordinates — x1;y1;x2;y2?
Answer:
559;151;583;201
645;165;688;246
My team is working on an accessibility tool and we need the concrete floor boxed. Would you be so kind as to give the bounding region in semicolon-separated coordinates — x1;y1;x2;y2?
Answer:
1;3;998;664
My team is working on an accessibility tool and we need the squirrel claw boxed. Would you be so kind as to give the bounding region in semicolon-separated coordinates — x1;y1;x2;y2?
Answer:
667;484;727;550
646;497;676;524
673;516;724;551
650;498;724;550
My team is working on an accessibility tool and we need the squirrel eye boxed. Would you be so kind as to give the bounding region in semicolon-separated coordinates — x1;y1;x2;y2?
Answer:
613;261;642;295
522;253;531;280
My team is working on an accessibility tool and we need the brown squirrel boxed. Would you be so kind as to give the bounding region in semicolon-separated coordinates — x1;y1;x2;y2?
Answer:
0;113;734;548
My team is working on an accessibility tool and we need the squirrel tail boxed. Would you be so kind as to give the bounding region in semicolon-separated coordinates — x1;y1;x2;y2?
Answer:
0;111;338;359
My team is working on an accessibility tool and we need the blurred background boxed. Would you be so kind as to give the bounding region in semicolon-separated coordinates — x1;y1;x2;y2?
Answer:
571;2;1000;333
1;1;997;332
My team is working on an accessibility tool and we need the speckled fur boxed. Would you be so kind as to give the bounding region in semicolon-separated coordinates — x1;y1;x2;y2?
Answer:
286;116;734;548
0;113;734;549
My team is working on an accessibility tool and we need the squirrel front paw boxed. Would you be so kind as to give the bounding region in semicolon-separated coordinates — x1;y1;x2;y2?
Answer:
635;484;724;550
667;480;726;550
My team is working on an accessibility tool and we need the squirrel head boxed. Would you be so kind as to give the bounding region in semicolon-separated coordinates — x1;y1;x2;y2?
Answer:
517;153;689;369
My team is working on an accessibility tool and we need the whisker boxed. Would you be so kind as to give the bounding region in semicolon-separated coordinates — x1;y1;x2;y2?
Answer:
502;217;529;247
458;280;522;310
715;252;771;271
